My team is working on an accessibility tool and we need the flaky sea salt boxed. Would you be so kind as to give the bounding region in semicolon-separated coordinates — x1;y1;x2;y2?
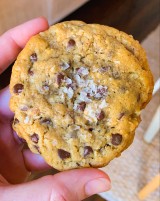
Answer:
24;116;30;124
77;67;89;76
84;99;108;123
79;90;91;103
65;77;72;85
74;74;86;87
84;103;98;122
60;62;70;70
99;99;108;109
62;87;74;99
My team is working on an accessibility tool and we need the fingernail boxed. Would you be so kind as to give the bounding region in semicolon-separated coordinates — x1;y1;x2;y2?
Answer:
85;178;111;196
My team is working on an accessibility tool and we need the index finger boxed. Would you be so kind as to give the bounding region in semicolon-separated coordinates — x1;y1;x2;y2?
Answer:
0;17;49;74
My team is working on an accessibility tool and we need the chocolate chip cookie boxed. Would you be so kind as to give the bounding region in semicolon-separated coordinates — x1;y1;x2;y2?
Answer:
10;21;153;170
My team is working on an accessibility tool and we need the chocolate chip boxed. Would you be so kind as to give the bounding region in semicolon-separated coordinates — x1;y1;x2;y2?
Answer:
57;73;64;85
58;149;71;159
67;39;76;48
13;84;24;94
76;162;80;166
88;128;93;132
66;84;73;89
30;133;39;143
34;145;41;153
77;102;86;111
111;134;122;146
41;118;52;125
87;93;91;98
14;118;19;125
28;68;34;76
67;82;76;90
118;112;125;120
84;146;93;157
97;87;107;97
30;53;37;63
97;111;105;120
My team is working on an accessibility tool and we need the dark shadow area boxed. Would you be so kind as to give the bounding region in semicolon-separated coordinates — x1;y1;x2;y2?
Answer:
62;0;159;42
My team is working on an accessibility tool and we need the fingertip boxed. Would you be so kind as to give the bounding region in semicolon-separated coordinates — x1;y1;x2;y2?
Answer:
96;168;111;182
52;168;111;200
30;16;49;32
0;17;50;73
38;16;49;28
7;16;49;49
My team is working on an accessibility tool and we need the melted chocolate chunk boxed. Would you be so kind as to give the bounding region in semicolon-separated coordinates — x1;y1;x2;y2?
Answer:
14;118;19;125
67;39;76;48
77;102;86;111
84;146;93;157
30;133;39;143
13;84;24;94
88;128;93;132
30;53;37;63
57;73;64;85
97;111;105;120
58;149;71;159
111;134;122;146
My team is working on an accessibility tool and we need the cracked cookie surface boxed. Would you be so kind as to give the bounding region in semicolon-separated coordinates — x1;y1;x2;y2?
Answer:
10;21;153;170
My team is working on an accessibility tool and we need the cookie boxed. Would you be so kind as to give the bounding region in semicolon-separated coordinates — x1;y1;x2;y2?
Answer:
10;21;153;170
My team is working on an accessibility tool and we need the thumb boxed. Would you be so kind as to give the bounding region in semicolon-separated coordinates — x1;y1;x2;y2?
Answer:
0;168;111;201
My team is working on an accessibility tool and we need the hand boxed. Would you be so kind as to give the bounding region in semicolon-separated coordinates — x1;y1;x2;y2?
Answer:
0;17;111;201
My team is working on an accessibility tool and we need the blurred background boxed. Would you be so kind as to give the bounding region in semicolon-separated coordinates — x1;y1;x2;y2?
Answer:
0;0;159;201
